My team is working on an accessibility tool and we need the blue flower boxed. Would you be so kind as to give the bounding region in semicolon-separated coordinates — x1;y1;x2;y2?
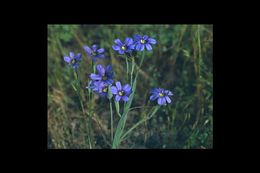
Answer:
83;44;105;61
134;34;157;51
64;52;82;69
89;64;113;85
111;81;132;102
112;37;135;54
150;88;173;105
89;81;109;97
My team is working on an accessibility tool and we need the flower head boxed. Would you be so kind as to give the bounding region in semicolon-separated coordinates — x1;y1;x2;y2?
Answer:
89;64;114;85
134;34;157;51
83;44;105;61
150;88;173;105
111;81;132;102
64;52;82;69
112;37;135;54
89;81;109;97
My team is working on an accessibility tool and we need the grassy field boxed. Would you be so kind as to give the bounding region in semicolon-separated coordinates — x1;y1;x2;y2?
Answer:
47;24;213;149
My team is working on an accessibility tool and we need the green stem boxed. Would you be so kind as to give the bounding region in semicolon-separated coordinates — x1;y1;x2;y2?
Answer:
121;106;160;140
130;57;135;87
110;100;113;143
74;70;85;114
125;56;129;82
73;69;92;149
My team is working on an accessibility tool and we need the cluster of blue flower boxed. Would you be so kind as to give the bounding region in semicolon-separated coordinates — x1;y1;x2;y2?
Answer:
64;34;173;105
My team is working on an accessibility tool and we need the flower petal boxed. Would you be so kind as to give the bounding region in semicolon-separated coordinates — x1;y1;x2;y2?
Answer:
157;97;166;105
165;96;171;104
90;74;102;80
125;37;133;46
123;84;131;93
69;52;74;58
148;38;156;44
115;95;121;102
166;90;173;96
118;50;125;54
129;44;135;50
75;53;82;60
96;64;105;75
83;46;92;55
106;64;113;72
114;39;123;46
111;86;118;94
96;54;105;59
135;43;143;51
92;44;97;51
64;56;71;63
122;96;129;102
116;81;122;90
143;35;149;40
150;94;158;101
145;44;152;51
97;48;104;54
151;88;159;94
112;45;120;51
134;34;141;41
107;79;114;85
140;44;145;51
72;65;78;69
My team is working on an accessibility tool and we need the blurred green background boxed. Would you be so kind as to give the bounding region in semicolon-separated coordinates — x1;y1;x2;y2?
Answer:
48;24;213;149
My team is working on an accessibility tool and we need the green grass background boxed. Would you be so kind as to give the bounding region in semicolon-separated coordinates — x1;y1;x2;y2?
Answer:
48;24;213;149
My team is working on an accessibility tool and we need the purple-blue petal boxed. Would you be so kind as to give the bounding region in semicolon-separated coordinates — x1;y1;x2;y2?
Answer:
157;97;166;105
114;39;123;46
143;35;149;40
151;88;159;94
106;65;113;72
135;43;143;51
90;74;102;80
111;86;118;94
115;95;121;102
92;45;97;51
166;90;173;96
116;81;122;90
83;46;92;55
129;44;135;50
123;84;131;93
97;48;104;54
96;65;105;75
122;96;129;102
150;94;158;101
69;52;75;58
112;45;121;51
134;34;141;41
125;37;133;46
118;50;125;54
96;54;105;59
148;38;156;44
165;96;171;104
139;44;145;51
145;44;152;51
107;79;113;85
64;56;71;63
75;53;82;60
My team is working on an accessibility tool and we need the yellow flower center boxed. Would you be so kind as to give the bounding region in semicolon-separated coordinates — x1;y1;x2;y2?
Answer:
159;93;164;97
71;59;76;64
140;39;145;44
102;76;107;80
121;46;126;50
103;87;108;93
92;52;97;56
119;91;124;96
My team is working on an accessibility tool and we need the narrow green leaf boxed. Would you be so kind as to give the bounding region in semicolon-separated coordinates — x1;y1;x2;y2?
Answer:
107;85;113;100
